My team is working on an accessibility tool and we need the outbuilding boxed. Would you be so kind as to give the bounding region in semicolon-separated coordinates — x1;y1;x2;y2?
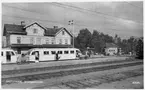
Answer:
105;43;119;56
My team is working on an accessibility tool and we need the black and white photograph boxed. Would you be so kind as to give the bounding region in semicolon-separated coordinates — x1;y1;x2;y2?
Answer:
1;0;144;89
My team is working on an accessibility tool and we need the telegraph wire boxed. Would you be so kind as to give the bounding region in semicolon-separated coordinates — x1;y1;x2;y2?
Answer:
3;3;143;26
2;4;47;15
2;14;63;24
125;2;143;10
52;2;143;25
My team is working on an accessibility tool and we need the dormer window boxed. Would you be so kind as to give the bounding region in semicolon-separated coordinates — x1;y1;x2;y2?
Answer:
33;28;38;34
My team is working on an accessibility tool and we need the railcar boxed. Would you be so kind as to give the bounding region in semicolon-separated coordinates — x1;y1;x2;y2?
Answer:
1;48;18;63
24;48;81;62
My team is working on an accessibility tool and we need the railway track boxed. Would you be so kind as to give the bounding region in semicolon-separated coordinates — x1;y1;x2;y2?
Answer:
2;60;143;85
40;68;143;89
2;59;142;75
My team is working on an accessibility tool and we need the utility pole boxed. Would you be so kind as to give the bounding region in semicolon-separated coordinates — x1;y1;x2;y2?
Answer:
68;20;74;48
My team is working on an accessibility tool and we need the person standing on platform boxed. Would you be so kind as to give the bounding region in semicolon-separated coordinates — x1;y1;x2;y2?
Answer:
55;52;59;61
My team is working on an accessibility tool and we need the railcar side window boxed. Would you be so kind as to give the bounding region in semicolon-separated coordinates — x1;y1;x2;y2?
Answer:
44;51;49;55
70;51;74;54
51;51;56;54
58;51;62;54
1;52;3;56
64;51;69;54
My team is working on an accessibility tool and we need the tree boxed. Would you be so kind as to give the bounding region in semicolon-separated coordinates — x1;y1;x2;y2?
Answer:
91;30;101;52
136;38;143;59
77;28;92;51
74;28;142;56
74;37;80;48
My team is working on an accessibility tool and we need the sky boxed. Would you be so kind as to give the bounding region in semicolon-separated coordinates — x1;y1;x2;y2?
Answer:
2;1;143;39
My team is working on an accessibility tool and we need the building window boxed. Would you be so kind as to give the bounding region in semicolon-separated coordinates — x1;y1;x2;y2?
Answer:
65;39;68;44
62;31;65;35
52;38;55;44
36;38;41;45
17;37;21;44
30;37;34;44
52;39;54;44
46;38;49;44
17;48;21;54
33;28;38;34
59;39;62;44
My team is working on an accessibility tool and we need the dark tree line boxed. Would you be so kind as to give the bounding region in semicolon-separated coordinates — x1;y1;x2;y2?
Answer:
136;38;143;59
74;28;143;58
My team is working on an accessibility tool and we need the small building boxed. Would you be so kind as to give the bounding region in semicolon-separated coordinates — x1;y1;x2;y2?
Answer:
105;43;118;56
3;22;73;54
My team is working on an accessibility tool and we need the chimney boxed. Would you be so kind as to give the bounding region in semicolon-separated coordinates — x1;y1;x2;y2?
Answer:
53;26;58;29
21;21;25;26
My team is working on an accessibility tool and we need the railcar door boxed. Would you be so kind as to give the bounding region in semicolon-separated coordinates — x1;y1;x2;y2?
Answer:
6;51;11;62
51;51;56;60
31;51;39;62
10;51;17;63
1;51;5;63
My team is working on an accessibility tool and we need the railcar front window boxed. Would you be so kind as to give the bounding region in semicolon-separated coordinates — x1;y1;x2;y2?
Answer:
11;52;15;56
31;52;36;55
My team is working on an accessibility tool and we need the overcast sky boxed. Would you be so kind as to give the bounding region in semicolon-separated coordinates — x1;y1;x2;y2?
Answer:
2;2;143;39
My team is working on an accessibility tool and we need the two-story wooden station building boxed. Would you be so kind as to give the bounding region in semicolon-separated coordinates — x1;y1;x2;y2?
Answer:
3;22;73;54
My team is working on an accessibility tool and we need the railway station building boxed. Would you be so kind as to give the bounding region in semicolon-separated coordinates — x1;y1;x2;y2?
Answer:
3;22;73;54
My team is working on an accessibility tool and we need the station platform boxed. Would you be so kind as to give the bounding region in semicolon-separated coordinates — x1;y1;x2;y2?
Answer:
2;56;129;71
